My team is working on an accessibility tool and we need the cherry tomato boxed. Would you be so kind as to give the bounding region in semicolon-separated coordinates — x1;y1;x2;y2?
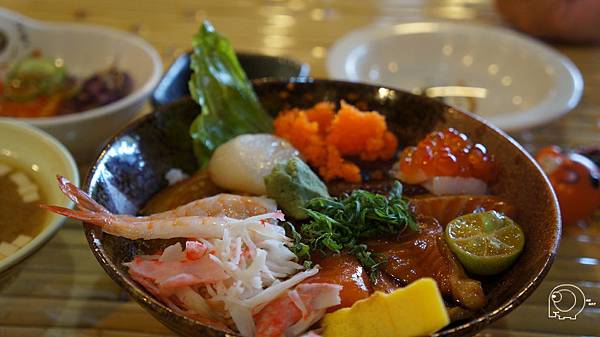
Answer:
536;146;600;227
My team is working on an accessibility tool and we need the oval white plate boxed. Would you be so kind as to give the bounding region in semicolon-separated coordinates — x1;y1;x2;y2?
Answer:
327;22;583;132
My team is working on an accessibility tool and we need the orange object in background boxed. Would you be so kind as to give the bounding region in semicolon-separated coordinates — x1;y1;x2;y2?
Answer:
274;101;397;183
536;146;600;227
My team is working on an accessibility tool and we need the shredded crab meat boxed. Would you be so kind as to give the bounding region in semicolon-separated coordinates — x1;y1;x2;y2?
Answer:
288;289;308;318
126;212;321;336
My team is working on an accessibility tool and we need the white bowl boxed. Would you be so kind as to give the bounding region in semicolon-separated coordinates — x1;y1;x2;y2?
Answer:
0;120;79;281
327;22;583;132
0;8;162;162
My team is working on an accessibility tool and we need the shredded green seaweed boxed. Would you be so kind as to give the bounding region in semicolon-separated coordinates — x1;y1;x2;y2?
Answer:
291;181;417;281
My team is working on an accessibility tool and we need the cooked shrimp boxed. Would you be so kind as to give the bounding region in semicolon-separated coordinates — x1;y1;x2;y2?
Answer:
44;176;280;240
44;205;236;240
145;193;276;219
56;175;276;219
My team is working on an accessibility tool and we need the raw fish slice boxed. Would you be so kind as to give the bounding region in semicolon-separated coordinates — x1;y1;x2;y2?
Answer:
304;253;372;311
368;218;486;310
370;271;402;294
410;195;516;226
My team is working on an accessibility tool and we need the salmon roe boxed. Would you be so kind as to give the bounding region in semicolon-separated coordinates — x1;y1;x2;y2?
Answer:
397;128;495;184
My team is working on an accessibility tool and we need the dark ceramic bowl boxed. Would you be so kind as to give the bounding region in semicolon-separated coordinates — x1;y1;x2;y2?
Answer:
83;79;560;337
151;52;310;107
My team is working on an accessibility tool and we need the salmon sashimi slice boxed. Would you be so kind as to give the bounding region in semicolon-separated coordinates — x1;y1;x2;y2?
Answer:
368;218;486;310
410;194;516;226
304;253;372;311
370;270;402;294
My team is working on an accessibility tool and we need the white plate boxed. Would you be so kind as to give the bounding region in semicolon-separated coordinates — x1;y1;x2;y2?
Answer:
327;22;583;132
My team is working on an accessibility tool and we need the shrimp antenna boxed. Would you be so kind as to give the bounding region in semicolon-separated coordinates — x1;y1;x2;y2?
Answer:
56;175;109;213
41;204;100;223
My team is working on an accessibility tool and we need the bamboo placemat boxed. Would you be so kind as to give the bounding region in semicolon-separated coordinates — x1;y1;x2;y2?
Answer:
0;1;598;336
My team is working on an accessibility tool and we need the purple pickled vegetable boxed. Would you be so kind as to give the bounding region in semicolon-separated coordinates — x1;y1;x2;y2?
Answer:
59;67;132;114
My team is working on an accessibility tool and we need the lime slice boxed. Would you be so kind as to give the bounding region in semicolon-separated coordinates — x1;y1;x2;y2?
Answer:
445;210;525;276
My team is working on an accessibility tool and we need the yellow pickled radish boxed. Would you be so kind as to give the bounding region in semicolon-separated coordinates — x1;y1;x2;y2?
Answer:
321;278;449;337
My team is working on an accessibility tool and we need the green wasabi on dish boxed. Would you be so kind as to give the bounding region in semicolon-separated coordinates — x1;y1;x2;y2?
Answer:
264;157;329;220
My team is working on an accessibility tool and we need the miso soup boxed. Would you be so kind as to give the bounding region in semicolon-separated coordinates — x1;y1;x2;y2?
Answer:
0;158;46;257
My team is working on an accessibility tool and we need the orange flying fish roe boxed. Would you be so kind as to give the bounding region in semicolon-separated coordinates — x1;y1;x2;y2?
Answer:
321;145;362;183
397;128;495;183
274;108;328;166
305;101;335;135
326;101;398;161
274;101;398;182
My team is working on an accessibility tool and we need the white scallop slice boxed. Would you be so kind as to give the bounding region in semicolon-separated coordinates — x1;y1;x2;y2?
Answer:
209;134;299;195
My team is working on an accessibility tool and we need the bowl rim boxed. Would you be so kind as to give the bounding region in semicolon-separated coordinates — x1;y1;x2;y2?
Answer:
0;9;163;126
0;119;79;273
326;20;584;132
83;78;561;336
151;50;311;108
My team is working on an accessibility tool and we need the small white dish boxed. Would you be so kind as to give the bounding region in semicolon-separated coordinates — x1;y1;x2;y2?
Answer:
0;119;78;281
0;8;162;162
327;21;583;132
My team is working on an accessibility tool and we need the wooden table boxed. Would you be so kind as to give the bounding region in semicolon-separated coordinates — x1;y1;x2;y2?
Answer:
0;0;598;336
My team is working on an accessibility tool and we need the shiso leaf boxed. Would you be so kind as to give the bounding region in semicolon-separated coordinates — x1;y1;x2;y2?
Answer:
188;21;273;167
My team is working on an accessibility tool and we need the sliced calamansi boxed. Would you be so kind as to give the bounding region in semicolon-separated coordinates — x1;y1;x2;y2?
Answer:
445;210;525;275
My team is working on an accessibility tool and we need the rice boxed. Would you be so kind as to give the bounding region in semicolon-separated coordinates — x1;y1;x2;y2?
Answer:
165;168;190;186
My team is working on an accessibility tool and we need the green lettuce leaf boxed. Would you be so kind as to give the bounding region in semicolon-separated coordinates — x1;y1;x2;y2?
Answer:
188;21;273;166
